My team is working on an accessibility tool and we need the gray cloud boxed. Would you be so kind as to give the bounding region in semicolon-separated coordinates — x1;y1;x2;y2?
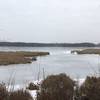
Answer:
0;0;100;43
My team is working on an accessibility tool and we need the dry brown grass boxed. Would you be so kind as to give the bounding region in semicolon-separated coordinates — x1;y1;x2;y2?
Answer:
0;83;8;100
72;49;100;54
0;51;49;65
9;89;33;100
0;84;33;100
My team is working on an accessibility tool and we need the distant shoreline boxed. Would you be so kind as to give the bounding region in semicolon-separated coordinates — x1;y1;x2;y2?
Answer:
0;42;99;47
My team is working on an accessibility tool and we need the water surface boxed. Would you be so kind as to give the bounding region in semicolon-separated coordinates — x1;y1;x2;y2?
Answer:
0;47;99;85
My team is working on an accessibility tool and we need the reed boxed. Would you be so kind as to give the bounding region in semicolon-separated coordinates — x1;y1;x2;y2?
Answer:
72;49;100;54
0;51;49;65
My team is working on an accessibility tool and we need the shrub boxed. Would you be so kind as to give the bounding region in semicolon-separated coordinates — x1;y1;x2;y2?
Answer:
0;83;33;100
37;73;74;100
0;83;8;100
9;89;33;100
80;76;100;100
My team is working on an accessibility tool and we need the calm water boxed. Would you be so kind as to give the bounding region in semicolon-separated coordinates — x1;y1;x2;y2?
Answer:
0;47;99;85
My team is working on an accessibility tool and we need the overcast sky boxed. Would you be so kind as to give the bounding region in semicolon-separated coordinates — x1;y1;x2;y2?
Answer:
0;0;100;43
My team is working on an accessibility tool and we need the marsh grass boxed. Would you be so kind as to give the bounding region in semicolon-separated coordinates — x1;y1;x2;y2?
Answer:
72;49;100;54
1;74;100;100
0;83;8;100
9;89;33;100
0;85;33;100
0;51;49;65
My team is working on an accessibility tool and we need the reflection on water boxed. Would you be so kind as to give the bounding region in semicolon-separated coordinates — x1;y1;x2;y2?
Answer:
0;47;99;85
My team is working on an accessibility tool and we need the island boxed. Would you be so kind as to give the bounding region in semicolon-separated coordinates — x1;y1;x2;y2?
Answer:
71;49;100;54
0;51;49;65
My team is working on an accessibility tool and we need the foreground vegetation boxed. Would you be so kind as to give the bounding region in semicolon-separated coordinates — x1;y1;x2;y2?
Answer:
0;84;33;100
72;48;100;54
37;74;74;100
1;73;100;100
80;76;100;100
0;51;49;65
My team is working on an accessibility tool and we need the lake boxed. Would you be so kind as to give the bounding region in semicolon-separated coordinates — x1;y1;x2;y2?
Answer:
0;47;99;85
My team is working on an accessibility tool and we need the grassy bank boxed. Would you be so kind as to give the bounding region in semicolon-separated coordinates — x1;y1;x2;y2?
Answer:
71;49;100;54
0;51;49;65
